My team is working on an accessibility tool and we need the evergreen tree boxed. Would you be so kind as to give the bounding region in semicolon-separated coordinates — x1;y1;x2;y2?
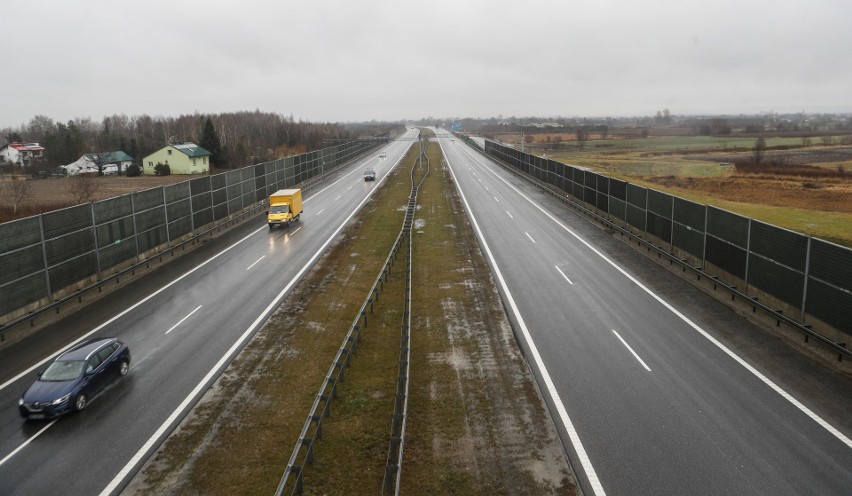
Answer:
127;138;139;165
199;118;222;167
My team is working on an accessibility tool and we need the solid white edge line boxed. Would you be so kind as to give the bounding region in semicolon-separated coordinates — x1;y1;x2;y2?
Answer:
1;167;357;393
456;142;852;451
612;330;652;372
442;143;607;496
555;266;574;285
98;137;416;496
164;305;203;335
0;419;57;468
0;224;269;393
0;134;414;470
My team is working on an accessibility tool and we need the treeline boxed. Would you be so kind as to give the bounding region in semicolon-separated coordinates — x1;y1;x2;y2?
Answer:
435;112;852;136
3;111;394;171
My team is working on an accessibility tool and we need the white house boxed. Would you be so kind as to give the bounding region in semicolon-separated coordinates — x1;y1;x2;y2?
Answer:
0;142;45;166
63;151;134;176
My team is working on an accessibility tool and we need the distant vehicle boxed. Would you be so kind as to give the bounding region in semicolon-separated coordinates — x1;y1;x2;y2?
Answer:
379;152;387;158
267;188;303;229
19;337;131;420
364;168;376;181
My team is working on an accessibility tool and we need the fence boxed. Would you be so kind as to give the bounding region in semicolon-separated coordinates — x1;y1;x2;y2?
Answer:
0;136;391;335
483;140;851;349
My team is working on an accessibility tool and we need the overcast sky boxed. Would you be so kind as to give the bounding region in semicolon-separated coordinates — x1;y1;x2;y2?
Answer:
3;0;851;129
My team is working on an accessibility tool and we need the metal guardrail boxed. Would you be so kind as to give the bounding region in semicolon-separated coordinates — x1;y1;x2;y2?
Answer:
382;136;429;495
462;134;852;362
275;137;430;496
274;228;406;496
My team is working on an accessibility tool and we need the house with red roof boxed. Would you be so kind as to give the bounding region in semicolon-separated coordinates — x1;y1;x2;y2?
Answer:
0;142;45;166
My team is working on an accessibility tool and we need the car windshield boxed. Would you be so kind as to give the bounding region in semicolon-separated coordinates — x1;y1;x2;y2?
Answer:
41;360;85;381
270;205;290;214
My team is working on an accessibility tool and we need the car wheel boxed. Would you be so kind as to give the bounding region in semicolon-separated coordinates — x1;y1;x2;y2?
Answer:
75;393;88;411
119;360;129;376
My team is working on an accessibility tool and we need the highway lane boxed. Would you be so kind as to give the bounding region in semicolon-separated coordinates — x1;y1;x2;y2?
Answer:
440;134;852;495
0;130;417;495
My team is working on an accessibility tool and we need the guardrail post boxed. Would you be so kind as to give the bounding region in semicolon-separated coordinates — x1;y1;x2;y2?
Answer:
300;437;314;464
385;462;399;494
328;373;339;397
348;331;359;355
319;394;331;418
284;465;304;495
310;414;323;440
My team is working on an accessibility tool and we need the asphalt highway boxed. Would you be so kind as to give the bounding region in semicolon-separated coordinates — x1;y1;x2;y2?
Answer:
439;134;852;496
1;129;851;495
0;130;417;495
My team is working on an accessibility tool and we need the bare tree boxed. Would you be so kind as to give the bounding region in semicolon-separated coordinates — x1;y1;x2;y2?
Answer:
87;152;103;176
2;176;33;215
575;126;587;149
67;174;100;203
753;137;767;165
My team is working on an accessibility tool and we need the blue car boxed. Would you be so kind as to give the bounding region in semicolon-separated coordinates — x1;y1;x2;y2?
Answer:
19;337;131;420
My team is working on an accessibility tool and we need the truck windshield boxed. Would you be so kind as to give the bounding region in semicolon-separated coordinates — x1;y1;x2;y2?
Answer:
270;205;290;214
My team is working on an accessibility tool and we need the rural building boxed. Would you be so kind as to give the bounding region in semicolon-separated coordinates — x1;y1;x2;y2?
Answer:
63;151;134;176
141;142;211;175
0;142;45;166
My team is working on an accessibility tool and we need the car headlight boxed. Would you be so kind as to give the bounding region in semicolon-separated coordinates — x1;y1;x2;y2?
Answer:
49;394;71;406
18;398;24;406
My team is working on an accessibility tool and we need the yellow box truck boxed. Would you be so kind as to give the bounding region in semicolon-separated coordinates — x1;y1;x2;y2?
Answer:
267;188;303;229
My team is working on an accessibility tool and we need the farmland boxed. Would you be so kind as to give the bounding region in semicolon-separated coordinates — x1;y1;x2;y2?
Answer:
0;174;189;223
491;131;852;247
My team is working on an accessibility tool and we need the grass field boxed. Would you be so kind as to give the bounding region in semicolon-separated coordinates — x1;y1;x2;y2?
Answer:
0;174;189;222
488;133;852;247
498;133;851;153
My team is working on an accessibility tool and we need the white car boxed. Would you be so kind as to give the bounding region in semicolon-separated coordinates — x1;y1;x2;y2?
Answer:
379;152;387;158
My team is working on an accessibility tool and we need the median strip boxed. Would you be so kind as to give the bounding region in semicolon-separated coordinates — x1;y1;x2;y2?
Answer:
123;132;577;495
